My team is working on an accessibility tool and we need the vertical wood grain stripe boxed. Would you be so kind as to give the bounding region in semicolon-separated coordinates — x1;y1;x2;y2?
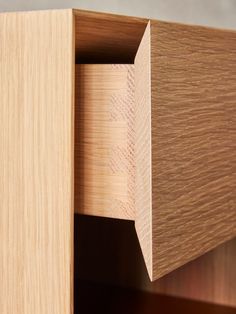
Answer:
134;22;152;279
0;10;74;314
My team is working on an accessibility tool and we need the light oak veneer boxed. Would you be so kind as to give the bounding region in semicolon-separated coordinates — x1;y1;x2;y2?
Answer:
150;20;236;280
75;64;135;220
74;16;236;281
134;22;152;279
1;8;236;313
73;9;236;283
0;10;74;314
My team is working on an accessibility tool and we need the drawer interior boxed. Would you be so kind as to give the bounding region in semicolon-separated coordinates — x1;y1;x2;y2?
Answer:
74;10;149;221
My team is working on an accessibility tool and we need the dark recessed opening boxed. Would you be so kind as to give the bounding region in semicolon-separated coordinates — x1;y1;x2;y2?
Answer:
74;10;148;63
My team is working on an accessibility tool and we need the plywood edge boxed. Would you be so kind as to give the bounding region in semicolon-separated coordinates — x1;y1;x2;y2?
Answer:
134;22;153;280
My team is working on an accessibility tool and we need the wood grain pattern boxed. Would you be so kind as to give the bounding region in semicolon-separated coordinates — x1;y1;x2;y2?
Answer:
74;216;236;308
74;14;236;283
152;237;236;308
73;10;236;309
151;20;236;280
73;10;236;308
75;64;135;220
73;9;148;63
134;23;152;278
0;10;74;314
1;7;235;312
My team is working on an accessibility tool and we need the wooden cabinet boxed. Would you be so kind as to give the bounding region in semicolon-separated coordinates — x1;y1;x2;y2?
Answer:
0;8;236;313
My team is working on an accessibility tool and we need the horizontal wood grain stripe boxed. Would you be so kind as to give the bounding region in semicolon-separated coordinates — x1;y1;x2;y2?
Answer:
151;20;236;279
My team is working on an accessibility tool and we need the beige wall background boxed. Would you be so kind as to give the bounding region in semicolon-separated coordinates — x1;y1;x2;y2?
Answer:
0;0;236;30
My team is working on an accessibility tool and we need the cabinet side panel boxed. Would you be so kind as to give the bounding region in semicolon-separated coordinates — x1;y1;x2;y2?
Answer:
0;10;74;314
151;20;236;279
134;22;152;279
